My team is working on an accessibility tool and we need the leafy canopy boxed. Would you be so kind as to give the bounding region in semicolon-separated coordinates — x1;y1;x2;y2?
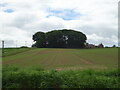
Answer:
32;29;87;48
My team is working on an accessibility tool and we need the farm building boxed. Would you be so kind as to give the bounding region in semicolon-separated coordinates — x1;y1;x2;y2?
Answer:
84;43;96;48
98;43;104;48
84;43;104;48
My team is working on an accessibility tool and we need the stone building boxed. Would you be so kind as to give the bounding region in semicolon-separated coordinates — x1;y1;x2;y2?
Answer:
84;43;104;48
84;43;95;48
98;43;104;48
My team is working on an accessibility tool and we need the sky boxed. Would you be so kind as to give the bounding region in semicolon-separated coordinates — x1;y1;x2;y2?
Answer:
0;0;119;47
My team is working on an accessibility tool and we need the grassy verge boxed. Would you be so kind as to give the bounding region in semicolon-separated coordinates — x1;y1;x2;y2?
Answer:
2;48;34;57
2;66;120;88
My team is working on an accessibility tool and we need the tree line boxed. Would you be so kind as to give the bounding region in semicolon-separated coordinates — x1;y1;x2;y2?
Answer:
32;29;87;48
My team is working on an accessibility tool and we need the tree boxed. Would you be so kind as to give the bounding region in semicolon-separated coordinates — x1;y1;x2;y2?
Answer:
32;29;87;48
45;30;63;48
33;32;46;48
112;45;116;48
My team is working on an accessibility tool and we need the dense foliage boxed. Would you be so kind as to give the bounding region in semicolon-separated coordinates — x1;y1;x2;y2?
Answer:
2;66;119;88
32;29;87;48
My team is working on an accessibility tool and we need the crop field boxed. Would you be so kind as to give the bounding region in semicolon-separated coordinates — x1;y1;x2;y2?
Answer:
3;48;118;70
2;48;119;88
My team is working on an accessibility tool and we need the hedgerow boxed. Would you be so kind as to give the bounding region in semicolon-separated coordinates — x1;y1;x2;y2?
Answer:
2;66;120;88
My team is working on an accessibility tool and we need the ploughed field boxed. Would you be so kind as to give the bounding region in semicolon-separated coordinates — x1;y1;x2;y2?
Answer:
3;48;118;70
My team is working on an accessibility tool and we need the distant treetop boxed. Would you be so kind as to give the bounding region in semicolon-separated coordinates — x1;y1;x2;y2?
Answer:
32;29;87;48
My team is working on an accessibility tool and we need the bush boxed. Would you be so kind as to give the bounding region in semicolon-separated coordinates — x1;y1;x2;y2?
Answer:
2;66;120;88
20;46;29;48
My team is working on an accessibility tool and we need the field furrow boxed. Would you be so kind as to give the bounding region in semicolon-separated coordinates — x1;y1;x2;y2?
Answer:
3;48;118;70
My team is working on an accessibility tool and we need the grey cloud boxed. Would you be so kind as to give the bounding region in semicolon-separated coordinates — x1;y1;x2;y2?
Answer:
34;22;65;32
3;40;15;47
0;0;118;47
19;20;65;33
7;14;36;28
76;26;117;38
86;34;118;46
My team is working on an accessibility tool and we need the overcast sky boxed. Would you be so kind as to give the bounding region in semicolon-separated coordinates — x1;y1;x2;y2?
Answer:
0;0;119;47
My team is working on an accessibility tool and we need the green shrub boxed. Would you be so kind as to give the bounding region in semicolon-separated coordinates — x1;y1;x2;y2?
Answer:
2;66;120;88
